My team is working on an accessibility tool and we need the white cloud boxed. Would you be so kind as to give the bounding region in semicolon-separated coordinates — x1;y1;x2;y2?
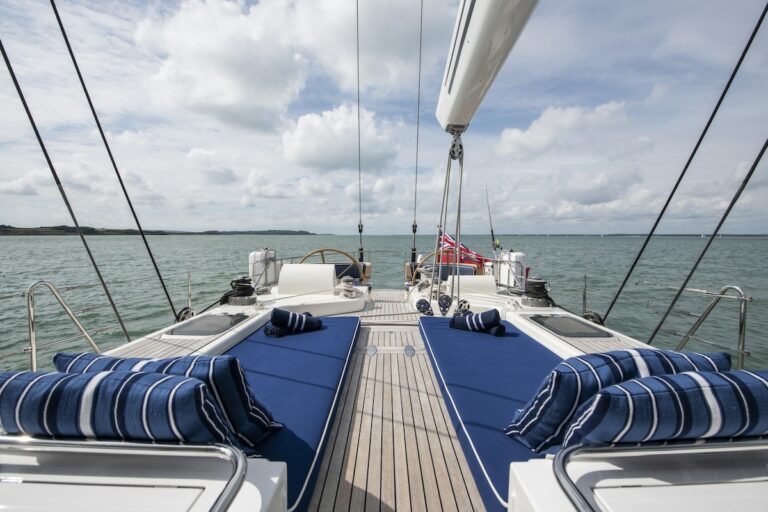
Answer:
136;0;307;130
0;176;39;196
555;166;643;206
292;0;456;94
282;103;396;171
647;83;671;103
205;168;238;185
495;101;626;159
241;172;333;205
187;147;216;161
0;0;765;234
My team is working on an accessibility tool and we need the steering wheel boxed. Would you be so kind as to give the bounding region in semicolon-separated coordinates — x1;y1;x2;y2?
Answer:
299;248;362;280
409;251;442;286
410;248;470;286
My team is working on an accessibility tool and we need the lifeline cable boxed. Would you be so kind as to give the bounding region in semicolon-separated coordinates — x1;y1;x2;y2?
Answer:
1;37;131;342
647;137;767;344
49;0;177;320
603;1;768;322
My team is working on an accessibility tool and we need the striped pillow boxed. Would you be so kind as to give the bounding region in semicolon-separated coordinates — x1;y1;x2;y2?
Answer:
0;370;243;450
449;309;506;336
53;353;281;448
270;308;323;333
563;370;768;448
504;349;731;451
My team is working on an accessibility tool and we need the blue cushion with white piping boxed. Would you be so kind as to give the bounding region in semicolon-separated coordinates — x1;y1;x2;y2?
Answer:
504;349;731;451
563;370;768;448
0;370;242;449
53;353;281;448
419;316;562;512
227;316;360;512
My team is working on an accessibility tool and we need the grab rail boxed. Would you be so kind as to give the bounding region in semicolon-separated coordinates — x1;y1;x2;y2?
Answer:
27;280;101;371
673;285;751;369
553;438;768;512
0;436;247;512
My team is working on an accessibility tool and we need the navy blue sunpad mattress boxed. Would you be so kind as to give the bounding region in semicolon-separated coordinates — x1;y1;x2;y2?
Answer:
225;316;360;512
419;316;562;512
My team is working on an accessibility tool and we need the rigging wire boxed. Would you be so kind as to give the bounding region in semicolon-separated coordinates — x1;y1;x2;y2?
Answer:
648;136;767;344
49;0;178;320
485;182;498;255
451;141;465;303
356;0;364;262
603;1;768;322
411;0;424;264
0;38;131;343
429;150;453;304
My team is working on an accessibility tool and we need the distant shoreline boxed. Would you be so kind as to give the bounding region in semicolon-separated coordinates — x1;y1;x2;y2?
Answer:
0;225;765;237
0;225;316;236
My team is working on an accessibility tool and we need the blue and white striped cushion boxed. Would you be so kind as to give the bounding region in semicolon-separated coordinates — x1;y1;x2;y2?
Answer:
53;353;281;447
270;308;323;333
504;349;731;451
0;370;243;449
563;370;768;448
449;309;503;333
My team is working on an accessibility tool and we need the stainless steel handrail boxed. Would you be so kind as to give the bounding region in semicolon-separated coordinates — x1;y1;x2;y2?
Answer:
489;257;525;289
23;325;119;353
0;435;247;512
673;285;752;369
27;280;101;371
553;438;768;512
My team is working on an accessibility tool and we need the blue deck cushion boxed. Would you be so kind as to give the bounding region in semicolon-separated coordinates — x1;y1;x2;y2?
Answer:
270;308;323;333
420;316;562;512
0;370;241;449
450;309;506;336
563;370;768;448
225;316;360;512
53;353;281;449
504;348;731;451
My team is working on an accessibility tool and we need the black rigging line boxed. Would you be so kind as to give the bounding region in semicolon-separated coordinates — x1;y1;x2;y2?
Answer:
485;183;497;253
50;0;177;320
603;1;768;322
648;136;767;344
1;37;131;343
411;0;424;264
356;0;364;262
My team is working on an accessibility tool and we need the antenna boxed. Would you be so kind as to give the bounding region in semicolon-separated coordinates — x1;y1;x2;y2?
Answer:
485;183;500;255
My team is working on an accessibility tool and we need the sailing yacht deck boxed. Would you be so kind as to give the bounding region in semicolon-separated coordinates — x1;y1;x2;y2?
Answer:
107;289;485;510
308;289;485;511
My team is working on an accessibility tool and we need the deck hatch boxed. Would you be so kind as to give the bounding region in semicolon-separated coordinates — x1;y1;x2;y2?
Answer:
528;315;613;339
167;313;248;336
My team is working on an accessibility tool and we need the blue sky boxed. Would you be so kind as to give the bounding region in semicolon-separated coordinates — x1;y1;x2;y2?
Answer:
0;0;766;234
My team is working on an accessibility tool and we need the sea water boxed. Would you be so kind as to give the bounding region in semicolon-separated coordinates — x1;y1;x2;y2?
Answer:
1;234;765;370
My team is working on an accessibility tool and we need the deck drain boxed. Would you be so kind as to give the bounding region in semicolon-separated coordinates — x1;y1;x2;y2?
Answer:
404;345;416;357
366;345;378;356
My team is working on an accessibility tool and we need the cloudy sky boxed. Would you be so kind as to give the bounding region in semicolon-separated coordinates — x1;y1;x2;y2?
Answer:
0;0;766;234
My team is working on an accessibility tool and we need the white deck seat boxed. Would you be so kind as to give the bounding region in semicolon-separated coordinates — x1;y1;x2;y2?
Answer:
277;264;336;296
447;274;497;295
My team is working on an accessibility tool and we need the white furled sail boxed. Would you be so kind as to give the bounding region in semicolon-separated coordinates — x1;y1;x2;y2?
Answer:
436;0;538;133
